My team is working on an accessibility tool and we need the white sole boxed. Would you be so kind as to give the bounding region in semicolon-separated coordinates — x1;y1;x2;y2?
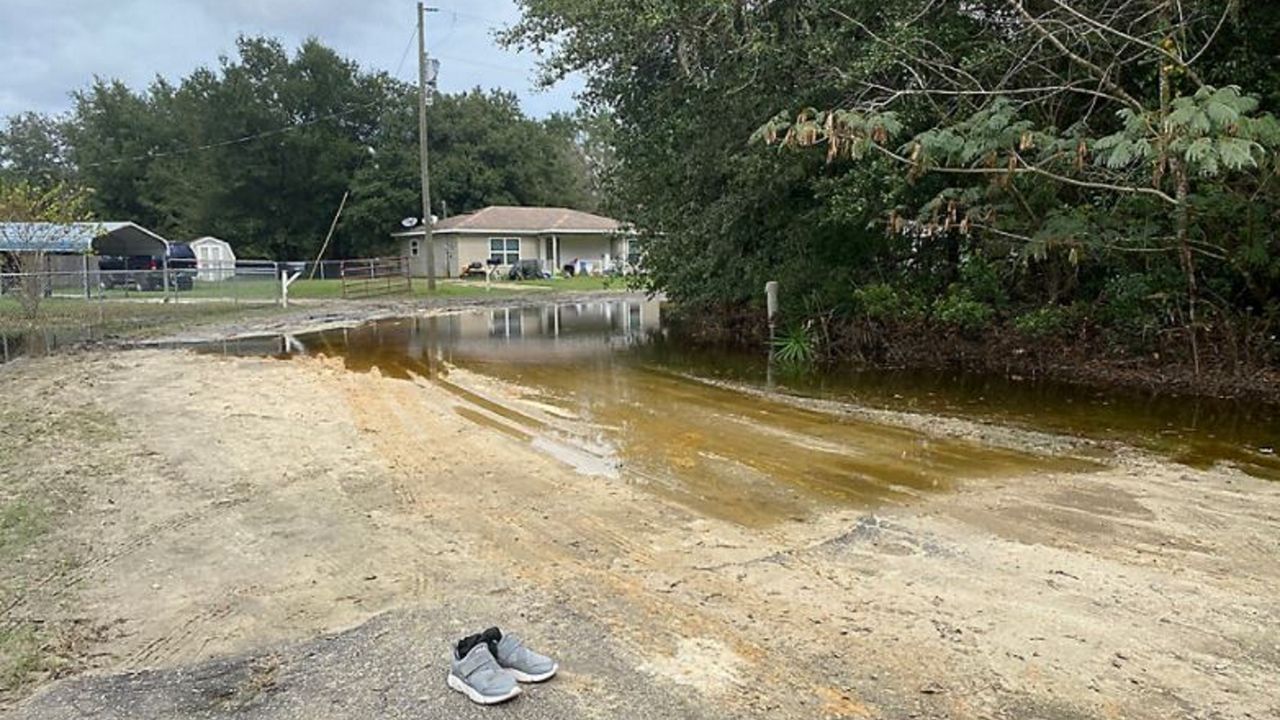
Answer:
447;673;522;705
509;664;558;683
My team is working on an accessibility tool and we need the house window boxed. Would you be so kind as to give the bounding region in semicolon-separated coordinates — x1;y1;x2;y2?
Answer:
489;238;520;265
410;240;420;257
626;237;645;268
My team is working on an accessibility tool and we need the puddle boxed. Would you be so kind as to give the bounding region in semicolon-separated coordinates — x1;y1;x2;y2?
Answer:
676;353;1280;483
189;301;1279;521
193;302;1111;525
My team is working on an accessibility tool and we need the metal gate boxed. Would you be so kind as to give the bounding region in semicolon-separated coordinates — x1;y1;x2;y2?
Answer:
339;257;413;299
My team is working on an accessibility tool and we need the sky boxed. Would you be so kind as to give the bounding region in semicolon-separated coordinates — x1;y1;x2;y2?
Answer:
0;0;582;119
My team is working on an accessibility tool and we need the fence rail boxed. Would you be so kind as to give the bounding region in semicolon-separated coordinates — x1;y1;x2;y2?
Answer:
0;257;415;307
339;257;413;299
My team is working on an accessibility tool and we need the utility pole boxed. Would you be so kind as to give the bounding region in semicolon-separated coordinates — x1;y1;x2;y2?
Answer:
417;2;438;291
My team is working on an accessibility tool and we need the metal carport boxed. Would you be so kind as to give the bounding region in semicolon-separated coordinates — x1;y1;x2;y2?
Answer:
0;222;173;296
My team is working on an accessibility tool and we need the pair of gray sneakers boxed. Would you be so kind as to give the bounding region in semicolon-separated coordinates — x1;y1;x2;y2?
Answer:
447;627;558;705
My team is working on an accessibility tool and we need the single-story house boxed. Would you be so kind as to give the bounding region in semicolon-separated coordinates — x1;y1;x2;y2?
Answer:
392;206;636;278
189;236;236;282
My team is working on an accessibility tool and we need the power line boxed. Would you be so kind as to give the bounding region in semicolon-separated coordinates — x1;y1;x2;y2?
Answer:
434;53;531;75
425;5;545;74
433;6;511;29
72;9;542;171
82;27;420;170
81;101;383;168
392;22;419;78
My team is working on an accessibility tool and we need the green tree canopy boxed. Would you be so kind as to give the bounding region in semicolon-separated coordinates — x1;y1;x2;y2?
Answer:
2;36;596;260
507;0;1280;372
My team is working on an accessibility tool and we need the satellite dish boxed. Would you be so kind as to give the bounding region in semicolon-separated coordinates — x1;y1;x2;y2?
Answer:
401;217;419;229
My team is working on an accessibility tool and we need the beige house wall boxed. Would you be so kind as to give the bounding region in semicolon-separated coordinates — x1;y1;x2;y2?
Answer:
397;231;636;278
452;233;544;273
399;231;621;278
399;235;456;277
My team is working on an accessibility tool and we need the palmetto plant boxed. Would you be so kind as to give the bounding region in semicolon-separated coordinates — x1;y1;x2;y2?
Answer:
770;322;818;366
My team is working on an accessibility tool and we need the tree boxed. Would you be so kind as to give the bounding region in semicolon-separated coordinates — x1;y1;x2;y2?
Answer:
543;108;618;211
0;113;74;185
506;1;888;309
30;37;596;261
343;88;595;256
757;1;1280;374
0;181;94;319
508;0;1280;377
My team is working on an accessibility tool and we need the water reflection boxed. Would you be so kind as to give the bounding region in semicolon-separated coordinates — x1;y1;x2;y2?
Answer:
210;301;663;374
200;300;1108;524
222;301;1274;487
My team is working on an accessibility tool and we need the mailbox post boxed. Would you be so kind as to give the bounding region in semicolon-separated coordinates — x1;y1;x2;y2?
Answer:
765;281;779;342
765;281;779;390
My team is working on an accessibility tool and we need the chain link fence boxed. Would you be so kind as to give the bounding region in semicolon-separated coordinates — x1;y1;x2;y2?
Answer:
0;257;418;364
0;258;412;306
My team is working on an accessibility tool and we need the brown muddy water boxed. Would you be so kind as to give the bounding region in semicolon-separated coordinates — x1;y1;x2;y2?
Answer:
190;300;1278;523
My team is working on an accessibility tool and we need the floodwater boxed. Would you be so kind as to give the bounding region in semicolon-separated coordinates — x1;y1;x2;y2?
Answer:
194;301;1278;524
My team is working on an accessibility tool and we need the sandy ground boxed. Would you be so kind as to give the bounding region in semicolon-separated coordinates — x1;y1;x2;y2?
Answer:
2;347;1279;719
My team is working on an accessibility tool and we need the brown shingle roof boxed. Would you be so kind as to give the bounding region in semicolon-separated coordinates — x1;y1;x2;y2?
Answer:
431;206;621;234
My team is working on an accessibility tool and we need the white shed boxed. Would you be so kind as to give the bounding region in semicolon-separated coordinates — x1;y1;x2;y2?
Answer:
189;236;236;281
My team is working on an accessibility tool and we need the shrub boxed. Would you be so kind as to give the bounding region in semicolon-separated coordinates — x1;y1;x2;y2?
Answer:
933;292;995;335
853;282;927;323
958;257;1008;308
1099;273;1164;343
1013;306;1070;339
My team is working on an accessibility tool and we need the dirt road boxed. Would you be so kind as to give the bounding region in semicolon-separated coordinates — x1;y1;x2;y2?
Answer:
2;346;1278;719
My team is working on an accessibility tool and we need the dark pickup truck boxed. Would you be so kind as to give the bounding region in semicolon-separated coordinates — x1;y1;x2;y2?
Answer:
99;243;197;291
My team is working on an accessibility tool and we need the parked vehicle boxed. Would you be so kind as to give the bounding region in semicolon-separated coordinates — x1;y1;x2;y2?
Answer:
99;243;197;291
508;259;550;281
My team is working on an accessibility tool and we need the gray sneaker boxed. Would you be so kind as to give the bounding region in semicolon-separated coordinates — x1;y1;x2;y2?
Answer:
448;642;521;705
491;630;558;683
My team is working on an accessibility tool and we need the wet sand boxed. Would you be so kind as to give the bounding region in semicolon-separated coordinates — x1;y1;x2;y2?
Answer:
3;344;1278;719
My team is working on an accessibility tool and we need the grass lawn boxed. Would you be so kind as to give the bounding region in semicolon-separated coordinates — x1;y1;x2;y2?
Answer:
185;278;571;301
80;274;628;303
0;297;287;339
520;275;628;291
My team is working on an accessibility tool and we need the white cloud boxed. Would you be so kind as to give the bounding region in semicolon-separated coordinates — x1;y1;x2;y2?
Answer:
0;0;580;118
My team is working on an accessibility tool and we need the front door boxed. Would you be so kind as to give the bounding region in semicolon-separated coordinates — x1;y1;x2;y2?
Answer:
545;235;558;272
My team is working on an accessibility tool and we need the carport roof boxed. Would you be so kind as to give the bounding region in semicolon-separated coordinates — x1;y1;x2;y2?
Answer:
0;222;169;256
